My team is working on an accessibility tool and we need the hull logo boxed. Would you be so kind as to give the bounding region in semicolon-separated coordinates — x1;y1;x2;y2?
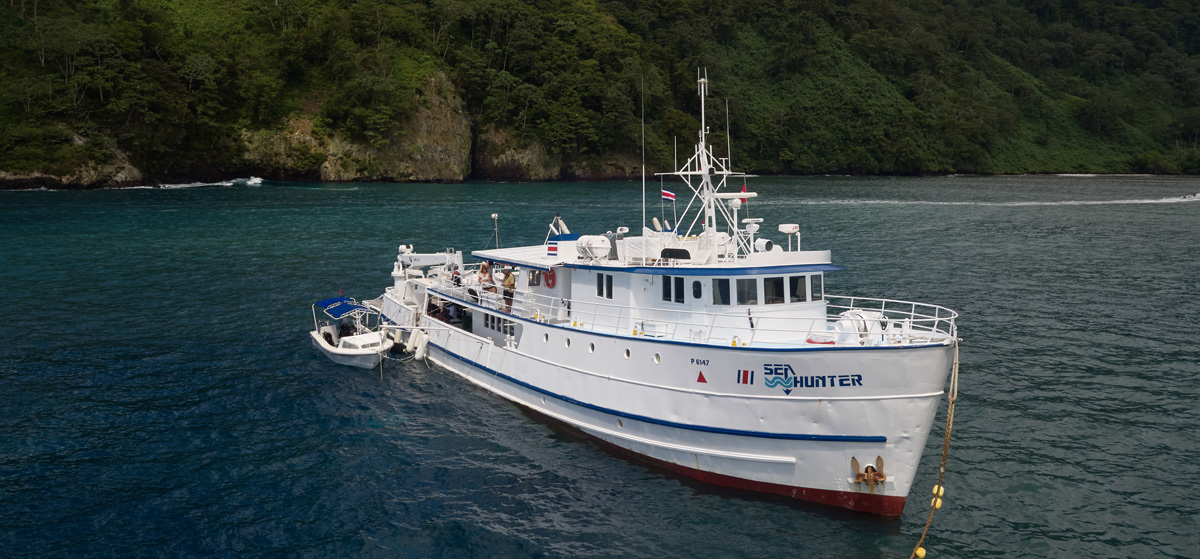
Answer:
761;364;864;395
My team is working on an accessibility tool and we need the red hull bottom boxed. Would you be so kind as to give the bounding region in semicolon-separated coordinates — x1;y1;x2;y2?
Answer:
648;455;907;516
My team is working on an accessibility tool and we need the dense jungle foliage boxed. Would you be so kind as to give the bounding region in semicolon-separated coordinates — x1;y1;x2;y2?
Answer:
2;0;1199;179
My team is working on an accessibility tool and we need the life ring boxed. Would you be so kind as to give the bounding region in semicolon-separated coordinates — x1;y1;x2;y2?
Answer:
544;269;557;289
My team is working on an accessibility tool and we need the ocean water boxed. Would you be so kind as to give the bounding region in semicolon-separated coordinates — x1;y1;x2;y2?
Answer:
2;175;1198;558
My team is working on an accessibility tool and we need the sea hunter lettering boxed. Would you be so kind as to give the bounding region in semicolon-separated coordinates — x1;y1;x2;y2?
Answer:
761;364;863;395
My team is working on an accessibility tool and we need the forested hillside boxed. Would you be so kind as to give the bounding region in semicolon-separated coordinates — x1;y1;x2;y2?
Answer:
2;0;1199;187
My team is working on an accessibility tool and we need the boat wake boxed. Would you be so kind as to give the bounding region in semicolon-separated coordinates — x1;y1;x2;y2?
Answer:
790;194;1200;207
120;176;263;190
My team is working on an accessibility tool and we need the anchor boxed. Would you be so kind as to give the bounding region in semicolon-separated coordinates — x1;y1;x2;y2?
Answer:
852;456;886;494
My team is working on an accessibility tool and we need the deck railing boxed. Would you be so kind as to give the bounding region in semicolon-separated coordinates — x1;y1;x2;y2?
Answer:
421;272;957;348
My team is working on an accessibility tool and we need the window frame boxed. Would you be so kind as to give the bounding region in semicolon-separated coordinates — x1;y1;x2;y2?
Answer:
789;275;808;303
764;276;785;304
736;278;759;305
712;278;731;305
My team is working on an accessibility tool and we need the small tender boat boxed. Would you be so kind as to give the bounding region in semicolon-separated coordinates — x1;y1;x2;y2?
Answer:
310;297;394;369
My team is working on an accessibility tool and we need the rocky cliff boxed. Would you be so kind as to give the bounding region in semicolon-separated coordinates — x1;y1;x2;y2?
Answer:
1;69;645;189
0;134;143;190
241;71;472;183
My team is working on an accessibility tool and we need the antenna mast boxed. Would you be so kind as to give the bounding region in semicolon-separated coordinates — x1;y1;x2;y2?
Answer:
640;74;646;263
698;69;716;251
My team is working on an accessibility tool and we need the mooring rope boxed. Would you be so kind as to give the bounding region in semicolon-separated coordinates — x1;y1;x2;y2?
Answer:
909;339;961;559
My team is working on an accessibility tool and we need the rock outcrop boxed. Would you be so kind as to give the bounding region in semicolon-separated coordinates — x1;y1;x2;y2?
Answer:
1;69;648;188
0;136;143;190
472;126;561;180
241;71;472;182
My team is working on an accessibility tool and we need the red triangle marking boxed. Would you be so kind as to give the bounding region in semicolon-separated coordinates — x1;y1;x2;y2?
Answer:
697;371;707;383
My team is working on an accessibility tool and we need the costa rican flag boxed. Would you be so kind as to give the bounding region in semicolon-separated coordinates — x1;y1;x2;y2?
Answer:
547;241;558;256
736;369;754;385
661;189;676;201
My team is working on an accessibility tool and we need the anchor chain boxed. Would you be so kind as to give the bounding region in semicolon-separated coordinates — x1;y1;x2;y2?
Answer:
909;338;961;559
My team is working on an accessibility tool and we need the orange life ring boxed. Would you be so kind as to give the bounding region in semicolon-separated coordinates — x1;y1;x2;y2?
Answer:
544;269;557;288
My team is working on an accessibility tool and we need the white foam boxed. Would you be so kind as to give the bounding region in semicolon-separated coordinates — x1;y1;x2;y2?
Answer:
116;177;264;190
776;195;1200;207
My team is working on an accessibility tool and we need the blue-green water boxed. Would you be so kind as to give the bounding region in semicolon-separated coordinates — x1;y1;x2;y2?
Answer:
2;175;1198;557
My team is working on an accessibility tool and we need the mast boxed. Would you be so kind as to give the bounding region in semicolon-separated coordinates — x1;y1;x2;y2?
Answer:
641;74;646;263
698;70;717;252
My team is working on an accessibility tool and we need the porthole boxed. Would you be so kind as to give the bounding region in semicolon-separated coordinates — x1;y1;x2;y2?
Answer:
653;353;661;364
565;338;572;348
543;333;549;343
588;343;595;353
624;348;631;359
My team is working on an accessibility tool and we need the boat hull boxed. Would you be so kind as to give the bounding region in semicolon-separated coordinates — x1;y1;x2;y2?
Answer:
394;298;953;515
310;331;392;369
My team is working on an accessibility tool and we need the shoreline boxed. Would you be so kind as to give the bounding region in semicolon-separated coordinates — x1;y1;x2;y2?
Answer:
3;172;1196;192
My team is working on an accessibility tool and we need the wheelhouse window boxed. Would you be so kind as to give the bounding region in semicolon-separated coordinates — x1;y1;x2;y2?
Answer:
764;277;785;304
790;276;807;303
811;274;823;301
673;277;684;303
692;281;702;300
662;275;671;302
736;278;758;305
712;278;731;305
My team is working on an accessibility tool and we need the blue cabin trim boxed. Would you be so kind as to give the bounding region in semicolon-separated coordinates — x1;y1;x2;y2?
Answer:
564;263;845;276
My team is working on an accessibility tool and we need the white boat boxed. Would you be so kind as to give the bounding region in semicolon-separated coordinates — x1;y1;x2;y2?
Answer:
310;297;394;369
374;75;959;515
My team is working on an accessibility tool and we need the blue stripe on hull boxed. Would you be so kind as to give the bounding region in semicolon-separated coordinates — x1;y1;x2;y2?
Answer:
426;341;887;444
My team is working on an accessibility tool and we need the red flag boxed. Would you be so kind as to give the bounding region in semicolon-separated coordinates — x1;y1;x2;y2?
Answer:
740;182;747;204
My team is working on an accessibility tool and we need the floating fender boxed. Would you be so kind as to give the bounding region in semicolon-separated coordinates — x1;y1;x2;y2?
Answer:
413;331;430;360
404;330;423;353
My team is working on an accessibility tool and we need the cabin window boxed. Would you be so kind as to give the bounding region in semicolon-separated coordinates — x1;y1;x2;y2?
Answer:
484;314;514;335
597;273;613;299
712;279;731;305
790;276;807;303
764;277;785;304
736;278;758;305
662;275;685;304
528;270;541;286
692;281;702;300
811;274;823;301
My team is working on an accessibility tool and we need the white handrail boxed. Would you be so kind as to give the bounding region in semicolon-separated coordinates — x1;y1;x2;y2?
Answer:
424;272;956;348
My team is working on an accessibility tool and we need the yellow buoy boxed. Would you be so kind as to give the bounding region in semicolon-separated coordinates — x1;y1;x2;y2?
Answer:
932;485;945;497
931;497;943;509
915;546;926;559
